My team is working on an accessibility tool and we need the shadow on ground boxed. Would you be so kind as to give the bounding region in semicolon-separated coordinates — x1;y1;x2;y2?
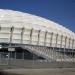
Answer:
0;71;21;75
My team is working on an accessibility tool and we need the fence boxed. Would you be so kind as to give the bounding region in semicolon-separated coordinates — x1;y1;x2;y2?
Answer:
0;50;75;69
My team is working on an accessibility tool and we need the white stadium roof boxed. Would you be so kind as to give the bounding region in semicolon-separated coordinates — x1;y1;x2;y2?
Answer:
0;9;75;38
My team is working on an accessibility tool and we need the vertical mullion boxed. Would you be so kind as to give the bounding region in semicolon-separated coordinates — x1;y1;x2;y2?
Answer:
60;35;63;62
55;34;58;61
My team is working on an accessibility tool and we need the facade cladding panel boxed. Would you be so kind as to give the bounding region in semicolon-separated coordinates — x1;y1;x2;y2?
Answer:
0;9;75;62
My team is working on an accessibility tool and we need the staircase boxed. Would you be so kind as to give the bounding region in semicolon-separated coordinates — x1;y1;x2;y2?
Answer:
22;45;73;62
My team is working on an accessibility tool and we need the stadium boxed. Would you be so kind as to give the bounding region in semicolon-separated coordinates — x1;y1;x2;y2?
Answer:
0;9;75;67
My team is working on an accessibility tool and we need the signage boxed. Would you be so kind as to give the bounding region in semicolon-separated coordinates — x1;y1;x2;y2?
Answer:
8;48;15;51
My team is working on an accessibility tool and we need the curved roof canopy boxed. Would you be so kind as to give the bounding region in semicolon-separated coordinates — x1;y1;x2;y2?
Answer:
0;9;75;39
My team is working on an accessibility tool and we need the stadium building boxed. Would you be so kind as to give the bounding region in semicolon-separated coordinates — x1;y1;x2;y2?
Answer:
0;9;75;65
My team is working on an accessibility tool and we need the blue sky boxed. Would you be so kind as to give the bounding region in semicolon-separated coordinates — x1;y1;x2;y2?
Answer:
0;0;75;32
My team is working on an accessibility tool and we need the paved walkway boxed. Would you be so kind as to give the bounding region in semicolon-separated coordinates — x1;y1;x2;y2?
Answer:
2;68;75;75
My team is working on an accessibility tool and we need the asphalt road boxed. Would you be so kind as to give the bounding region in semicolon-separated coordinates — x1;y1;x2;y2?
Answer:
2;68;75;75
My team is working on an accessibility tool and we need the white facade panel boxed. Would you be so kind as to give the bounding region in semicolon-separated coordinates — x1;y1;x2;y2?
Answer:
45;43;50;47
24;29;31;35
32;36;38;41
31;41;37;45
0;33;10;38
0;27;10;33
66;38;69;49
51;34;56;47
13;28;22;33
12;39;21;43
0;38;10;43
12;34;21;39
73;40;75;49
23;35;30;40
0;9;74;50
39;42;44;46
23;40;30;44
70;39;73;49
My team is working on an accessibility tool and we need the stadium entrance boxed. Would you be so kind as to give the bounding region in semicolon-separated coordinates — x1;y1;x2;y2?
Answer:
0;44;45;67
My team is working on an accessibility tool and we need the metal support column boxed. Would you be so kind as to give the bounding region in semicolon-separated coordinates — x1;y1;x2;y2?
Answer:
8;26;14;65
50;32;53;47
60;35;63;62
21;27;24;44
64;36;67;61
37;30;41;45
44;31;47;46
50;32;53;60
30;28;33;44
73;40;75;62
10;26;14;44
68;38;71;61
0;26;1;30
72;39;74;62
55;34;58;61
